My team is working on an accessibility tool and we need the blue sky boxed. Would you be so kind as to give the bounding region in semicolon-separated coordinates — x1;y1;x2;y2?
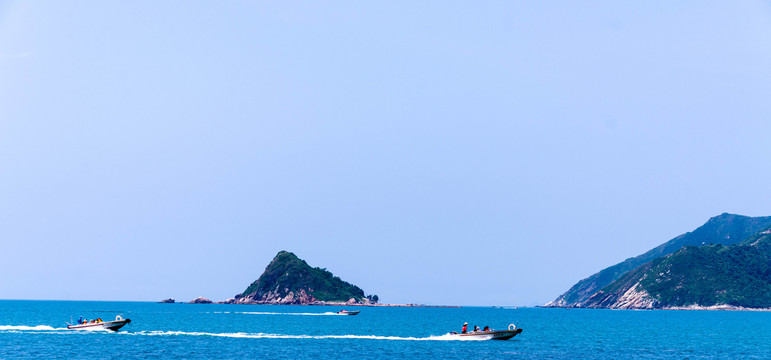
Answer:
1;1;771;306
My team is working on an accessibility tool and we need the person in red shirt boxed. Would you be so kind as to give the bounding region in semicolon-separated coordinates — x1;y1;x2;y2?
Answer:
461;322;468;334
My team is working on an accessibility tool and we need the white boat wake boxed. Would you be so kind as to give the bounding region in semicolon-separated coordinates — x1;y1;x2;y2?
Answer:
0;324;113;332
213;311;343;316
132;330;487;341
0;325;487;341
0;325;61;331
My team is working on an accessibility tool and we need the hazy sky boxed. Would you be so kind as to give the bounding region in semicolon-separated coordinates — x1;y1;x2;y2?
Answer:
2;1;771;306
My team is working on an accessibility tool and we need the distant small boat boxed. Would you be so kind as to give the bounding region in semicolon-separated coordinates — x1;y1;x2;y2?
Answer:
67;315;131;331
337;310;360;315
452;324;522;340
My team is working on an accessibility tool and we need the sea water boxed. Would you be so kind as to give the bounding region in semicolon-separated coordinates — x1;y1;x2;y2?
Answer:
1;300;770;359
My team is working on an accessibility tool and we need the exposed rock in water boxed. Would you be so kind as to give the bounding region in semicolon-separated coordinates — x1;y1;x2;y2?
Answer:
222;250;378;305
159;298;176;303
189;297;213;304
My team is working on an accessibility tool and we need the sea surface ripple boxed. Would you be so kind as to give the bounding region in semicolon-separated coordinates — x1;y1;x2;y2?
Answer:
1;300;770;359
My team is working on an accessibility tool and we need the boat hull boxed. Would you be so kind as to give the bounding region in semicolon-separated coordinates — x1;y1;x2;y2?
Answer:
458;328;522;340
67;319;131;331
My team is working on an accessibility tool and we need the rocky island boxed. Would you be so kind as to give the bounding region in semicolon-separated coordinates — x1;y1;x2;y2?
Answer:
222;251;378;305
547;213;771;310
189;297;213;304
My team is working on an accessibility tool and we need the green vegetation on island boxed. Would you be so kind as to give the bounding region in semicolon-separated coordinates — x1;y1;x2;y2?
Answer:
637;231;771;308
226;251;378;305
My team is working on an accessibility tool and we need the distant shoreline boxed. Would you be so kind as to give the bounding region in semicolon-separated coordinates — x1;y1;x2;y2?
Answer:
0;299;463;307
302;303;461;308
216;302;461;308
157;297;462;307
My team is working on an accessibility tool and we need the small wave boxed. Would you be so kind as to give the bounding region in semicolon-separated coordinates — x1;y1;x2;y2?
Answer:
132;330;484;341
232;311;340;316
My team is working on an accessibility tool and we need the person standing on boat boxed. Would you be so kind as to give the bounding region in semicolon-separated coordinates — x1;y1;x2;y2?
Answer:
461;322;468;334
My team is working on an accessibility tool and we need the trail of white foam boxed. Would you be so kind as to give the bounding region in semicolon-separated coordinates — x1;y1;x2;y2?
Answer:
0;325;486;341
0;324;115;333
243;311;340;316
133;330;485;341
214;311;341;316
0;325;61;331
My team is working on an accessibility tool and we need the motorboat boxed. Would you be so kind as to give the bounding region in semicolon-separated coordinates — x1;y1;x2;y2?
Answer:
453;324;522;340
337;310;360;315
67;315;131;331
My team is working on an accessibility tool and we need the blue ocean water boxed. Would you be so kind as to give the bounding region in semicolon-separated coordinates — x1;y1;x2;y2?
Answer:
1;300;770;359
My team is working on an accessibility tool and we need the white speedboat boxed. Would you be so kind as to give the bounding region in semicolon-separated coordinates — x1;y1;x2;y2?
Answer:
67;315;131;331
337;310;360;315
453;324;522;340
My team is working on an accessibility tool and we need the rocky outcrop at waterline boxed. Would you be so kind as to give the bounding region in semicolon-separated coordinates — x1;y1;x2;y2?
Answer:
189;297;213;304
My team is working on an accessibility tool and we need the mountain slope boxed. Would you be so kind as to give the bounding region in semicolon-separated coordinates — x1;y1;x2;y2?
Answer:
581;229;771;309
224;251;376;305
547;213;771;307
